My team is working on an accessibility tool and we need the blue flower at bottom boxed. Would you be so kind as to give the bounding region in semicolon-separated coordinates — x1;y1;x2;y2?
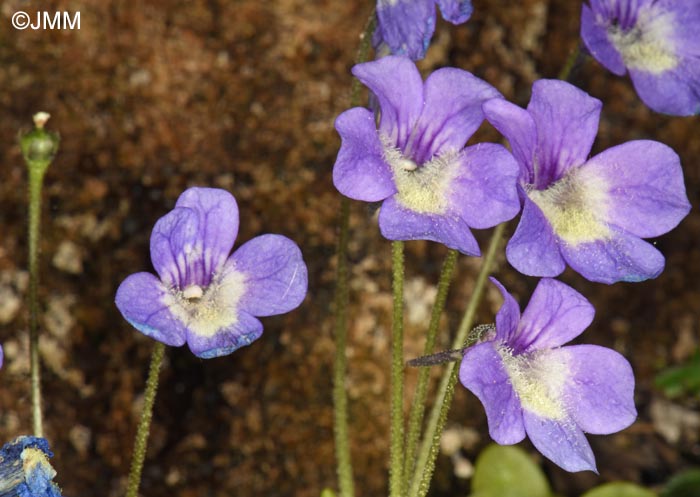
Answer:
581;0;700;115
459;278;637;472
374;0;473;60
0;436;63;497
115;187;308;358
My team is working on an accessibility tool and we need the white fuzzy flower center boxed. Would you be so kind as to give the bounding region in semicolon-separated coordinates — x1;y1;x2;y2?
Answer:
381;134;460;214
527;167;610;246
164;267;247;338
607;7;678;74
498;346;569;420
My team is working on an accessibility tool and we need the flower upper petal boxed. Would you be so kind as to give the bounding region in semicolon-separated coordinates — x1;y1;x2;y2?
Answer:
174;187;239;285
150;207;200;288
580;3;627;75
527;80;602;187
352;56;424;149
516;279;595;353
489;277;520;344
523;410;597;473
482;98;537;184
408;68;501;163
227;234;308;317
506;195;567;278
378;196;481;255
333;107;397;201
186;310;263;359
561;225;665;283
582;140;690;237
437;0;473;24
375;0;436;61
115;272;187;347
460;342;526;445
559;345;637;435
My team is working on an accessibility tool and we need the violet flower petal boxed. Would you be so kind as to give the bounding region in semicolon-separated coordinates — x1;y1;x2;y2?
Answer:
437;0;473;24
580;4;626;75
150;207;199;288
459;342;526;445
378;196;480;255
227;234;307;317
174;187;239;285
629;62;700;116
375;0;436;61
523;410;597;473
560;345;637;435
186;310;263;359
527;80;602;187
352;56;424;148
506;196;567;277
409;68;501;163
448;143;520;229
334;107;397;202
516;279;595;353
115;272;187;347
583;140;690;238
490;277;520;343
561;226;665;284
482;98;537;184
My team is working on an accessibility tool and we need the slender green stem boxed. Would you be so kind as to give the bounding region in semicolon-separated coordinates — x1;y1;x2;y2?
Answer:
389;241;405;497
21;113;59;438
333;197;354;497
27;167;46;437
350;14;376;107
558;43;583;82
331;11;376;497
402;249;458;493
125;342;166;497
409;223;506;497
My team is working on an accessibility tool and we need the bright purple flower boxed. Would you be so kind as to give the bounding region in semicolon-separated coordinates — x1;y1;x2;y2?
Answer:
374;0;473;60
483;79;690;283
459;278;636;472
581;0;700;115
115;187;308;359
333;56;519;256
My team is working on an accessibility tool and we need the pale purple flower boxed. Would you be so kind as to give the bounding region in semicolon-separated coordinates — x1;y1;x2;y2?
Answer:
374;0;473;60
581;0;700;115
115;187;308;359
333;56;520;256
459;278;637;472
483;79;690;283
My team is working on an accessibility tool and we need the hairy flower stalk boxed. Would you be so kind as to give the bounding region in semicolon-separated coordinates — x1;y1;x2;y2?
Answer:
332;12;376;497
20;112;60;438
124;342;165;497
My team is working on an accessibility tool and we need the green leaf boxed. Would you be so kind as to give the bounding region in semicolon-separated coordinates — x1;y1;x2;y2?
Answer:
581;482;656;497
662;469;700;497
655;353;700;399
471;444;551;497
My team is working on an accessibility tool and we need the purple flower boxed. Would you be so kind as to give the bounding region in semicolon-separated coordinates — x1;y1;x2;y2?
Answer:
374;0;473;60
581;0;700;115
483;79;690;283
459;278;636;472
115;187;308;359
333;56;520;256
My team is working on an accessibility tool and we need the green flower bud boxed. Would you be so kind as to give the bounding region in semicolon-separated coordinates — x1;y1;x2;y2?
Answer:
19;112;60;174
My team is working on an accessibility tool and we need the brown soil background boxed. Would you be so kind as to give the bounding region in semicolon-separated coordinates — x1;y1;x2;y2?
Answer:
0;1;698;496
